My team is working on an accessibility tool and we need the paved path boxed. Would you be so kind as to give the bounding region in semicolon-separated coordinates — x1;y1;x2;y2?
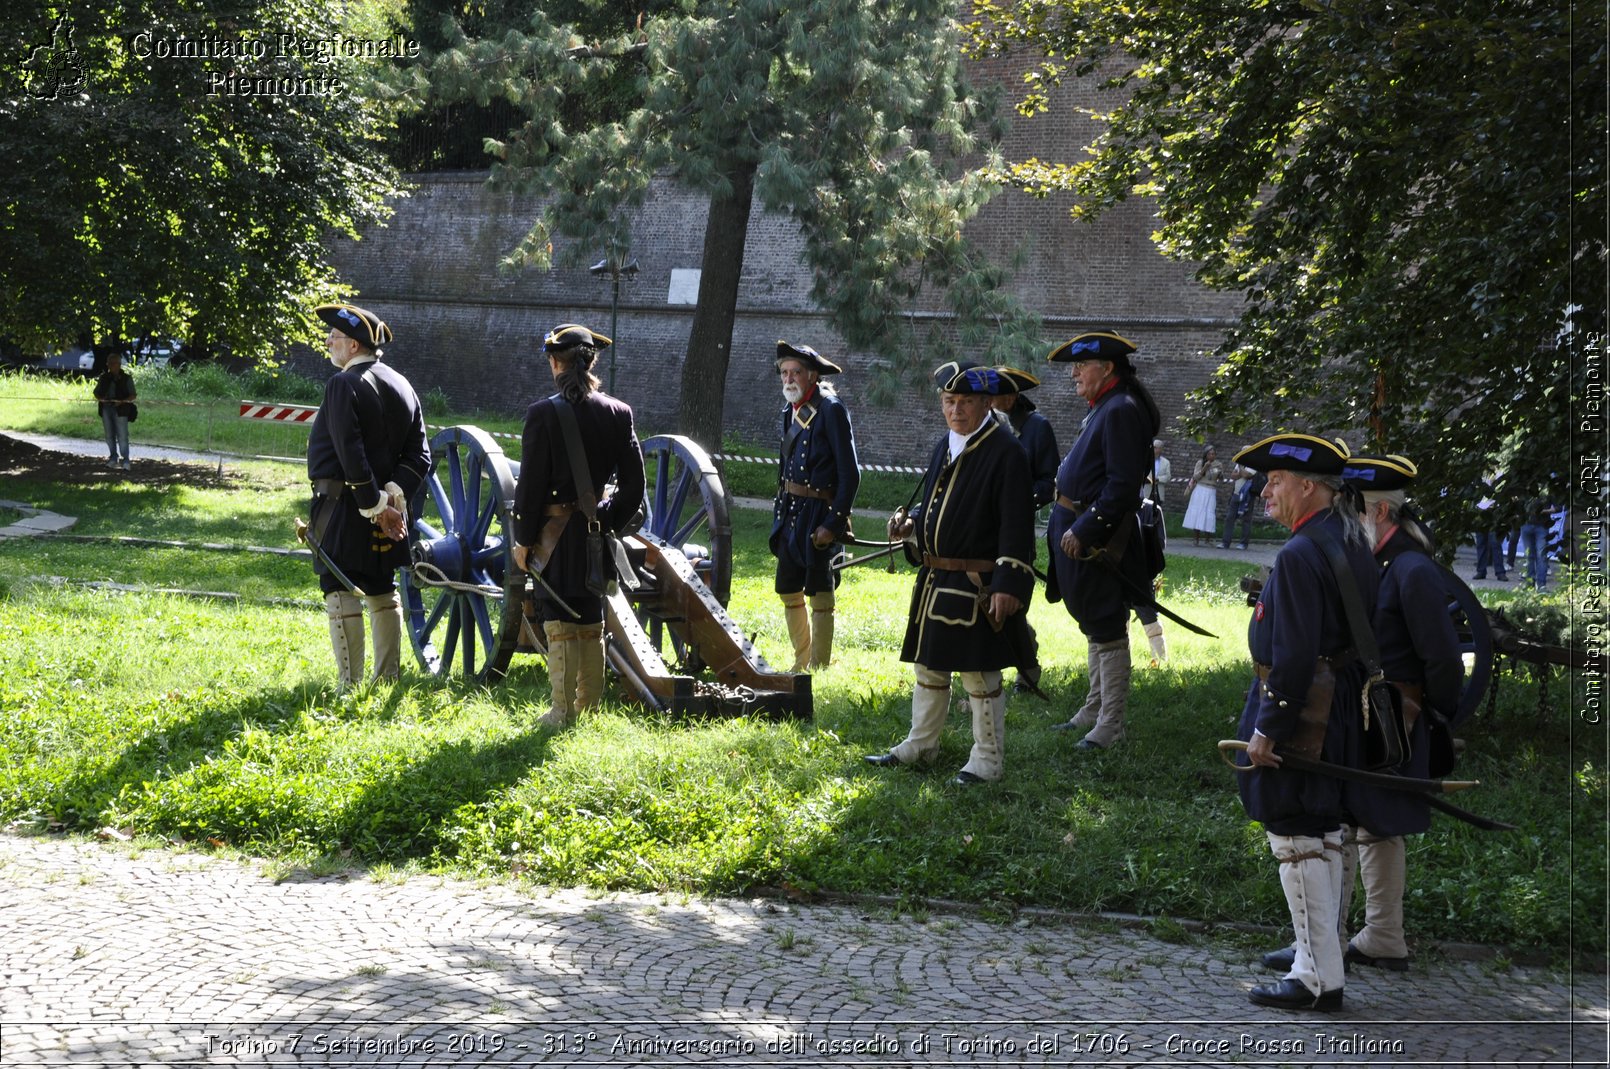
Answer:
1;834;1602;1067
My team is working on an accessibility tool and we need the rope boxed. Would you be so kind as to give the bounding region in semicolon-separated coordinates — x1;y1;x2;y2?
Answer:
406;559;504;599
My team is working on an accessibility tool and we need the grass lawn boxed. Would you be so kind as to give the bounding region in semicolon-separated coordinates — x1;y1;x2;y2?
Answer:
0;370;1600;961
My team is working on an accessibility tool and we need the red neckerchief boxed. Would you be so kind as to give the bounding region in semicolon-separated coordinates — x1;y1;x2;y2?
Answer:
1087;377;1121;408
1373;522;1399;554
1290;508;1323;532
791;384;818;412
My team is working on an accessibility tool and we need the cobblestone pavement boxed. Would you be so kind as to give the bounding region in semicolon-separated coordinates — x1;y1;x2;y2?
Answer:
1;834;1603;1067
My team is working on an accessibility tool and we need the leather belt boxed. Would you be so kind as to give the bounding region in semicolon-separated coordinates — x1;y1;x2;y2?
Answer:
312;478;345;497
783;480;834;501
1056;494;1085;513
922;553;995;572
544;502;578;517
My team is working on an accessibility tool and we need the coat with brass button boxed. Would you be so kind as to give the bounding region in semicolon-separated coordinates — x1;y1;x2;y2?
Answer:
898;419;1035;672
1235;507;1378;836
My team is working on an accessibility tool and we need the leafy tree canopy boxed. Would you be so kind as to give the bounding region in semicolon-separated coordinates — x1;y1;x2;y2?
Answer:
0;1;403;359
967;0;1603;535
403;0;1042;445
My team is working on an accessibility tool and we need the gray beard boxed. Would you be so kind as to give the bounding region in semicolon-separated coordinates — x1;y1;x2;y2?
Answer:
1363;516;1379;547
782;383;803;404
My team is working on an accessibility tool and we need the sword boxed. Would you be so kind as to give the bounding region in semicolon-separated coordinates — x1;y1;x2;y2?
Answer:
832;541;908;571
1216;740;1514;831
294;516;368;598
515;547;582;621
1071;542;1216;637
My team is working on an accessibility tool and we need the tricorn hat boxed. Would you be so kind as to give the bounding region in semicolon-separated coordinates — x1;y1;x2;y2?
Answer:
544;323;612;352
1342;454;1418;492
775;341;842;375
316;303;392;350
1048;331;1137;368
937;363;1017;397
1233;433;1351;476
994;366;1041;393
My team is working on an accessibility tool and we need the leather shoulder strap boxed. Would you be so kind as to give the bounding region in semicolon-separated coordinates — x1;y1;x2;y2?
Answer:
1296;520;1381;674
551;398;599;522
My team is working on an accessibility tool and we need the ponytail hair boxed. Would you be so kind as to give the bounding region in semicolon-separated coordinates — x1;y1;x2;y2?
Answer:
553;345;601;404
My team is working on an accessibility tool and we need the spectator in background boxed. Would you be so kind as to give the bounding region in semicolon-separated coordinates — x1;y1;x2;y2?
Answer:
1517;488;1555;590
1472;472;1509;582
1182;444;1222;546
1148;439;1172;513
92;351;137;471
1221;461;1265;550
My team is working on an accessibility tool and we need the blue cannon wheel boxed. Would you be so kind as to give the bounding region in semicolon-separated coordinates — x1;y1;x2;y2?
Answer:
400;426;523;681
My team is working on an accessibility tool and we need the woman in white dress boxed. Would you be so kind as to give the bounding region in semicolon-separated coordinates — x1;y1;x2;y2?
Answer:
1182;444;1222;545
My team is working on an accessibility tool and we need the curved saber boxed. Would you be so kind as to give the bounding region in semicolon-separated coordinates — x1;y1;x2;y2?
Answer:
1215;740;1514;832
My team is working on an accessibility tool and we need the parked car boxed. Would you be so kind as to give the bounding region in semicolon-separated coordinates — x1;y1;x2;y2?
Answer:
38;345;95;374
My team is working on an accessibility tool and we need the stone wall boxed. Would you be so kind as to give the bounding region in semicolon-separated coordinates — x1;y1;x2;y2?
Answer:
295;61;1246;473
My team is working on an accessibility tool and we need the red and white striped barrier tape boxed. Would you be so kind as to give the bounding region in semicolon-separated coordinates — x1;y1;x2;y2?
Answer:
238;401;318;423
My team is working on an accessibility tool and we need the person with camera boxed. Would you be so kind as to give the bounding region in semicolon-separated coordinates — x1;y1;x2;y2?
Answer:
92;351;138;471
1230;433;1376;1012
512;324;645;729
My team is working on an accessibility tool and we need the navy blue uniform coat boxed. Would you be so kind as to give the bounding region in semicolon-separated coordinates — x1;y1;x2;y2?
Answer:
1343;527;1465;836
1046;381;1155;641
770;388;860;569
899;420;1036;672
1235;508;1379;836
306;358;431;594
513;392;646;615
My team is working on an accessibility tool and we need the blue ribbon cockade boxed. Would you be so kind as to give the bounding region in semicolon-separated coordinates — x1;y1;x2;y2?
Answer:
1270;443;1313;462
1343;466;1376;482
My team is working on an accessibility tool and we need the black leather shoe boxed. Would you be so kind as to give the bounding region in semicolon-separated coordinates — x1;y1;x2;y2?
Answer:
863;752;903;767
1345;945;1409;972
1260;946;1296;972
1076;737;1108;750
952;770;988;786
1248;978;1343;1012
1050;718;1083;732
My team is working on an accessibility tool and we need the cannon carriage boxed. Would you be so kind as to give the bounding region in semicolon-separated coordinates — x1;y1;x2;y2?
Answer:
398;425;810;720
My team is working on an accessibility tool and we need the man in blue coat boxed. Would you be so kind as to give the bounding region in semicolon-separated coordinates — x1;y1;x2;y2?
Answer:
1232;433;1377;1012
306;303;432;691
864;363;1036;785
1044;331;1161;749
770;341;860;671
1263;453;1465;976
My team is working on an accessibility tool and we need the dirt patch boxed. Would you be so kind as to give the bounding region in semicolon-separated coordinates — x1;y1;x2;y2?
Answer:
0;434;248;491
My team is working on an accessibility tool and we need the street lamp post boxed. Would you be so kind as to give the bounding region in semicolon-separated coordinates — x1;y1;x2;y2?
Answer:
588;254;639;395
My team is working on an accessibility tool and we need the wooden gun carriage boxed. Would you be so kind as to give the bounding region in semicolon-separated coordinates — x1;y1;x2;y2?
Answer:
398;426;810;720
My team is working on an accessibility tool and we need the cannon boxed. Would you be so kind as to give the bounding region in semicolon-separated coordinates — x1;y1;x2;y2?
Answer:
397;425;810;719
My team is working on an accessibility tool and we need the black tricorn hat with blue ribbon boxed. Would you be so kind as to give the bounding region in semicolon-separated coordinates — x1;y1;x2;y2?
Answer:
994;366;1042;393
1342;453;1418;492
1233;433;1351;476
1047;330;1137;368
933;361;1017;396
316;303;392;349
776;340;842;375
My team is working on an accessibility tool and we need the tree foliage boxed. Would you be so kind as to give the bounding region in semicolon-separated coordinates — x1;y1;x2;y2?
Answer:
0;1;402;358
968;0;1602;535
405;0;1042;446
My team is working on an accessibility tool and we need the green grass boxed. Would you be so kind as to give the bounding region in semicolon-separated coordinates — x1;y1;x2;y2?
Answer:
0;409;1598;960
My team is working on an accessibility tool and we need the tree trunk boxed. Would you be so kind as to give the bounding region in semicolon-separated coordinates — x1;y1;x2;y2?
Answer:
677;161;756;448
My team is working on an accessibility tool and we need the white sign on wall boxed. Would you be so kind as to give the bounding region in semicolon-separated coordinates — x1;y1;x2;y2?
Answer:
667;268;701;305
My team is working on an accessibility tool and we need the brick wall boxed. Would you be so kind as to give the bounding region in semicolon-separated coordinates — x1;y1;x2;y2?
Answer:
295;63;1245;480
